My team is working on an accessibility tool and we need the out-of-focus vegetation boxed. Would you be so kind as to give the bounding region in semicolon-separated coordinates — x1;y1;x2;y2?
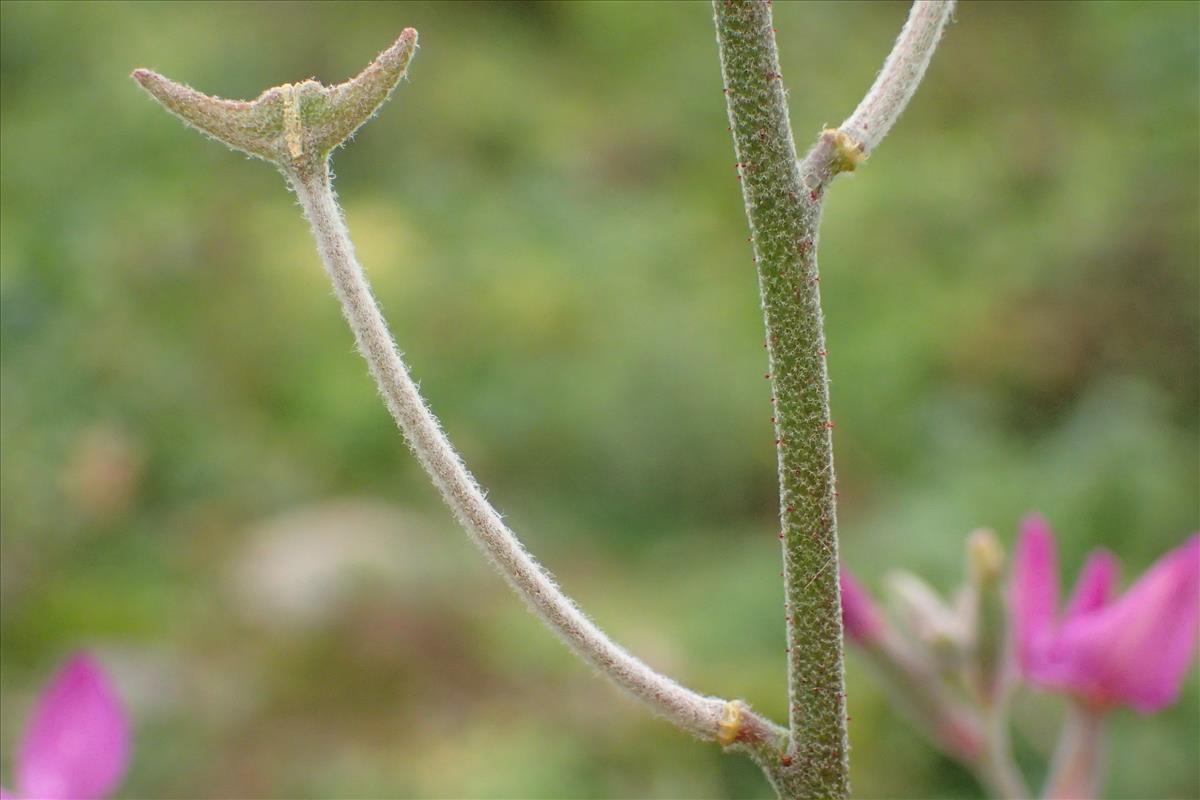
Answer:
1;2;1196;797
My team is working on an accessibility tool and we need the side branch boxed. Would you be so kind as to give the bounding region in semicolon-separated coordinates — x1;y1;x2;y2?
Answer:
838;0;955;156
134;24;791;776
289;165;785;754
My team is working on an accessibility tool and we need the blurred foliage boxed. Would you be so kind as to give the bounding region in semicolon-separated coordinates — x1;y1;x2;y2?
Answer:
1;1;1196;798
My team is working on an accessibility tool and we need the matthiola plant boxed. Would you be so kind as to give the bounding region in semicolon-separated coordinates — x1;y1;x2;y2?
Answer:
128;2;1194;798
2;653;130;800
841;518;1199;799
131;3;953;796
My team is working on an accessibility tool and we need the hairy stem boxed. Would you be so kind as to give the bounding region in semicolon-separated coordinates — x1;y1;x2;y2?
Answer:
714;2;848;795
976;708;1030;800
715;1;954;796
135;24;793;782
288;163;785;753
840;1;955;155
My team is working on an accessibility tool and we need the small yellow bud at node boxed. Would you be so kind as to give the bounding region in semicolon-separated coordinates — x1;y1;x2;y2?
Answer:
823;128;868;173
718;700;745;746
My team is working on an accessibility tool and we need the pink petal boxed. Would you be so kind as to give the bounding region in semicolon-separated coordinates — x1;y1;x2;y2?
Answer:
1010;514;1060;673
1;787;15;800
16;653;130;800
1045;534;1200;712
840;567;885;644
1062;549;1119;625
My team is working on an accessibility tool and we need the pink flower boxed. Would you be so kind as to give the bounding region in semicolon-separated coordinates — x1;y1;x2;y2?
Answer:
1011;514;1200;713
2;653;130;800
840;567;885;644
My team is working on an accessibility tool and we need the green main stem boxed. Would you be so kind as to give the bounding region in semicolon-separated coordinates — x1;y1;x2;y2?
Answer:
714;2;849;797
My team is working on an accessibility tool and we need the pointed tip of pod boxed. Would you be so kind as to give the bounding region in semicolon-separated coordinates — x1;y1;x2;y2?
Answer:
325;26;420;129
130;29;420;178
129;67;192;99
130;67;180;101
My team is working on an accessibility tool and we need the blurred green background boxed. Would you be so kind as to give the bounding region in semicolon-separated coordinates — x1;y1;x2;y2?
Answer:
1;1;1196;797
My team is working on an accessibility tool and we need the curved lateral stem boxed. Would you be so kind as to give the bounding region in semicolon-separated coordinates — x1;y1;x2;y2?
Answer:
288;164;786;753
134;23;789;777
837;0;955;158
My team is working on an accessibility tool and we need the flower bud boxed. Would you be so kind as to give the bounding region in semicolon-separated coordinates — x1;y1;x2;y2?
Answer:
840;567;885;645
967;527;1004;583
964;528;1008;705
886;571;966;676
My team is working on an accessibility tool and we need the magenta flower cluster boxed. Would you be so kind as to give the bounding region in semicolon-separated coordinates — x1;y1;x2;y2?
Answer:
1011;515;1199;713
840;516;1200;712
2;517;1193;800
2;654;129;800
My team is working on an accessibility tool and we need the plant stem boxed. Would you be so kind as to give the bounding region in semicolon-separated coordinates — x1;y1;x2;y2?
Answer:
1043;703;1107;800
714;2;848;795
966;529;1029;800
714;2;954;796
841;1;956;155
861;630;985;760
853;623;1028;798
974;703;1030;800
287;163;786;752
